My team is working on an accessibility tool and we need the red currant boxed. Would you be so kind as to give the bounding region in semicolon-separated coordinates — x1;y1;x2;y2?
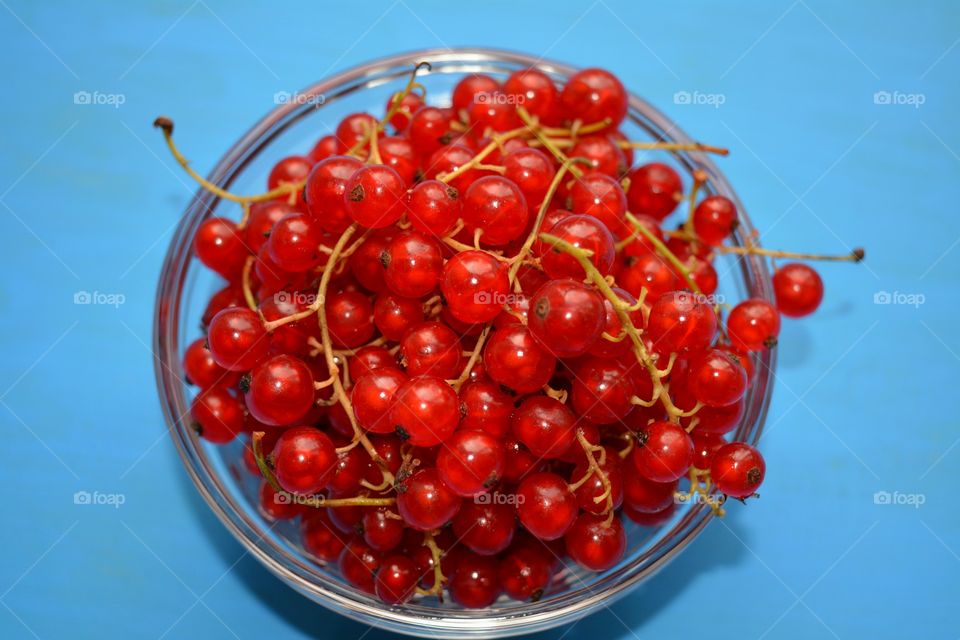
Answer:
437;429;505;497
516;472;578;540
244;354;315;426
383;230;443;298
710;442;765;497
207;307;269;372
441;250;510;324
352;367;407;434
344;164;406;229
773;263;824;317
462;176;529;246
389;376;460;446
727;298;781;351
270;426;337;495
190;386;244;443
396;467;461;530
565;512;626;571
528;279;606;358
632;421;694;482
483;325;556;395
626;163;682;220
692;195;737;245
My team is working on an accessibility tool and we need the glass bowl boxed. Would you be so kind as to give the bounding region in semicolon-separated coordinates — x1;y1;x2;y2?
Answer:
154;47;776;638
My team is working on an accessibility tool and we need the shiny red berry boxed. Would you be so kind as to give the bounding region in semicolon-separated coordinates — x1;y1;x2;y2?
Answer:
626;163;682;220
375;555;419;605
461;176;529;246
528;279;606;358
344;164;406;229
441;250;510;324
389;376;460;446
564;512;626;571
516;472;578;540
396;467;461;531
483;325;556;395
710;442;765;497
692;195;737;245
688;348;748;408
632;421;694;482
207;307;269;372
727;298;781;351
645;290;718;355
383;230;443;298
437;429;505;497
773;263;824;318
244;354;315;426
512;396;576;459
270;426;337;495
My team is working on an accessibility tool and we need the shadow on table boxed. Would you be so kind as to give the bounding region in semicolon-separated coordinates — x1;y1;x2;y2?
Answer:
177;450;751;640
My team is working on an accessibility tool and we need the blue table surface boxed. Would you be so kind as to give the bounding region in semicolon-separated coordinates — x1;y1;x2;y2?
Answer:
1;1;958;638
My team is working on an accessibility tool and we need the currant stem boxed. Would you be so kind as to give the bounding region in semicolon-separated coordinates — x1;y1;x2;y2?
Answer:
153;117;303;204
415;530;447;599
682;169;708;238
306;496;396;508
516;107;584;180
538;232;689;423
314;224;396;485
506;156;590;288
625;212;702;295
241;256;257;311
567;431;614;523
437;126;530;184
347;62;431;157
251;431;282;492
449;325;490;391
716;245;865;262
542;384;568;404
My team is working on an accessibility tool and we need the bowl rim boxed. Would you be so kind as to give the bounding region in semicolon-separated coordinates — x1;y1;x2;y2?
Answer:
154;46;776;638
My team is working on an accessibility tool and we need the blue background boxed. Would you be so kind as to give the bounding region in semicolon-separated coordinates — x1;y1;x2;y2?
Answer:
1;1;957;638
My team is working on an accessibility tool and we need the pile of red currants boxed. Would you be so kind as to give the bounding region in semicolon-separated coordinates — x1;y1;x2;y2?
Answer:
161;61;862;608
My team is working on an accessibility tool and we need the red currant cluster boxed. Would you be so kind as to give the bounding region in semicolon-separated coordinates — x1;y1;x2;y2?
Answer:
161;62;862;608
